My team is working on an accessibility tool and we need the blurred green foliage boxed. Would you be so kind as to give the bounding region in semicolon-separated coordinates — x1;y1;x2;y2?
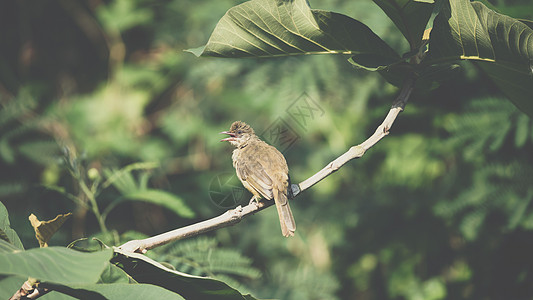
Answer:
0;0;532;299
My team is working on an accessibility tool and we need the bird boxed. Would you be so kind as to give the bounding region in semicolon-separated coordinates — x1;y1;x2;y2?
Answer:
220;121;296;237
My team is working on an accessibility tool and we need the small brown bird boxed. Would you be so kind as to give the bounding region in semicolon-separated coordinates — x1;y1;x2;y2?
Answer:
220;121;296;237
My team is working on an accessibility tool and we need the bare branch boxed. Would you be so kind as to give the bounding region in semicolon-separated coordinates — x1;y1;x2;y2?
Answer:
296;76;414;194
118;76;416;254
118;202;263;253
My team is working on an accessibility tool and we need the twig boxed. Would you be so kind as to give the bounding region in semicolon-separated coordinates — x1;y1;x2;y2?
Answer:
296;76;414;193
118;76;416;254
9;279;49;300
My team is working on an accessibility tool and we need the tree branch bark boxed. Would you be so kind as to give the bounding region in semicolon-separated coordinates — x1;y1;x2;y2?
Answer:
118;76;416;254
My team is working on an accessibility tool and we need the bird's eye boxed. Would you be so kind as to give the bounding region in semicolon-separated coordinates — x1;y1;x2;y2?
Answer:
237;130;242;134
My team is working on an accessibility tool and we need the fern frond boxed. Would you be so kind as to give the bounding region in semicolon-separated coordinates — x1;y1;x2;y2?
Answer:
436;161;533;239
156;237;261;284
445;98;532;160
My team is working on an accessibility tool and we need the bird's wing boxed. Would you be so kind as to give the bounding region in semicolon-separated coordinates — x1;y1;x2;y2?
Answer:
234;155;275;200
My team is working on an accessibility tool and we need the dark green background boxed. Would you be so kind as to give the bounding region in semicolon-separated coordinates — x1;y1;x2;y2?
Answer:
1;0;532;299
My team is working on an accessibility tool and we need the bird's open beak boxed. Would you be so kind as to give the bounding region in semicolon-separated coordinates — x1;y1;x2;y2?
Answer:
220;131;236;142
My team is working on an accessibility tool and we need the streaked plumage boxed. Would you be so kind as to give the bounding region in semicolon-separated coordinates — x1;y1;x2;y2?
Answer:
221;121;296;237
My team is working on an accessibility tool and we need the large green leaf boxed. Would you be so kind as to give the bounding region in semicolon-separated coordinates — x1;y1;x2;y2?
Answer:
191;0;400;69
0;275;75;300
476;61;533;117
43;282;185;300
0;202;23;250
0;247;113;285
372;0;435;49
112;247;256;300
99;263;135;284
0;276;26;299
426;0;533;116
0;239;20;253
0;266;150;300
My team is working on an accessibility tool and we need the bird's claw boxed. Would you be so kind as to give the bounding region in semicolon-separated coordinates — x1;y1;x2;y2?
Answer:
248;197;259;207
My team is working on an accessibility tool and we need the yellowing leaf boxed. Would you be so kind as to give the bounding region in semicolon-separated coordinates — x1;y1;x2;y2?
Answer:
29;213;72;247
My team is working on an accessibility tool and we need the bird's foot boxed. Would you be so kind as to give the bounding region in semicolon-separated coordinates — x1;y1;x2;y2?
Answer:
248;196;260;207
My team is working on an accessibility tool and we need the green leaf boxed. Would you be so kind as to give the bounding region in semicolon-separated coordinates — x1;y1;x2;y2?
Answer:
475;61;533;117
426;0;533;116
118;189;195;219
0;276;26;300
514;113;531;147
187;46;205;57
191;0;400;69
522;19;533;30
0;239;21;253
43;282;185;300
112;247;256;300
0;275;75;300
41;291;76;299
0;202;23;250
372;0;435;48
507;190;533;230
0;138;15;164
101;163;194;219
99;263;135;284
96;0;153;32
103;167;140;195
0;247;113;285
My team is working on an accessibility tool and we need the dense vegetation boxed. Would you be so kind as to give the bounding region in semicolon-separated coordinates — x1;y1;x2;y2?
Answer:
1;0;532;299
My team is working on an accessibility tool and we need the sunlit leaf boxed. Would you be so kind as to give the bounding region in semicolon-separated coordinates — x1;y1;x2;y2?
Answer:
29;213;72;247
191;0;400;70
0;247;113;285
0;239;21;253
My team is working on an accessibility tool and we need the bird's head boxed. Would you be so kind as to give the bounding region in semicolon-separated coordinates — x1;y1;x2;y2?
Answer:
220;121;256;148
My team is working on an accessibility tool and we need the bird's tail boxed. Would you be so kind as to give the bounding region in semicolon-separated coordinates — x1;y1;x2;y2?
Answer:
274;189;296;237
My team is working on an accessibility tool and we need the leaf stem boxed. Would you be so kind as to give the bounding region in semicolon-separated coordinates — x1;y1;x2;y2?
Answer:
78;179;108;233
